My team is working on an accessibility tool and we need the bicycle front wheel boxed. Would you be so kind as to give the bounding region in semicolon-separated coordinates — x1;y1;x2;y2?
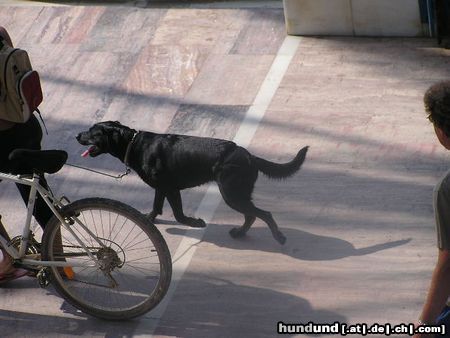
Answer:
41;198;172;320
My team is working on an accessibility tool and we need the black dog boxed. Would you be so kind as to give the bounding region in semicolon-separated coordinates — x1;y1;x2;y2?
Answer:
77;121;308;244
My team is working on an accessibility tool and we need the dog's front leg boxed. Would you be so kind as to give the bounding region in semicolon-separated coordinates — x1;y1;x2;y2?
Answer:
147;189;165;222
166;190;206;228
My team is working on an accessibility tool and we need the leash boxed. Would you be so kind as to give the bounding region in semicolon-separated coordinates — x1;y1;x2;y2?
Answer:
66;130;138;180
65;163;131;180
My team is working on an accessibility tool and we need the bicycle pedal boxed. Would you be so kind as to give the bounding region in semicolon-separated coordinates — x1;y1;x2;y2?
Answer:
37;268;51;288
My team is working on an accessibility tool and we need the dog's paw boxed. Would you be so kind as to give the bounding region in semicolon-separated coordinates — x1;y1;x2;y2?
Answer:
190;218;206;228
229;227;246;238
274;231;287;245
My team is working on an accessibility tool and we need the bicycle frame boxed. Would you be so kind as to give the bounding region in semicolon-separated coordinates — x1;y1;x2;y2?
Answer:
0;171;102;268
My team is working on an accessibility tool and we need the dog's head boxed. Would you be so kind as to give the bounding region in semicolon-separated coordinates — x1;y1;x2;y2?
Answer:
76;121;133;158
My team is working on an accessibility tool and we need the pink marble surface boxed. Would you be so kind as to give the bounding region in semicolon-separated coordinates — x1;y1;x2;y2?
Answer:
0;3;449;338
0;10;286;337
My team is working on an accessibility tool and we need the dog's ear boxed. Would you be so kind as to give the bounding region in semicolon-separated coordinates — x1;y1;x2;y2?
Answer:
114;121;122;126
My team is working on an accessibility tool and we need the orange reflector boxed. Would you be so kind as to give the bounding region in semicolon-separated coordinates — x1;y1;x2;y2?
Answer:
63;267;75;279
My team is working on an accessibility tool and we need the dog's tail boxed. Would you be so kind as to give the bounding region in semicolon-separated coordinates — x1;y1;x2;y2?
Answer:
253;146;309;179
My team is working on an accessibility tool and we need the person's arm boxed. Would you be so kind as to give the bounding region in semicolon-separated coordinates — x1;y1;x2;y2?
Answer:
414;248;450;337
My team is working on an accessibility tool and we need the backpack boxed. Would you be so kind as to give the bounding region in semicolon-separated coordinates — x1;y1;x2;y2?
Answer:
0;35;43;123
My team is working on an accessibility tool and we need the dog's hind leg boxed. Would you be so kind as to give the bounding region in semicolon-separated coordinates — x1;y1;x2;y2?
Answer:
217;168;286;245
227;200;286;245
166;190;206;228
253;208;286;245
229;215;256;238
147;189;165;222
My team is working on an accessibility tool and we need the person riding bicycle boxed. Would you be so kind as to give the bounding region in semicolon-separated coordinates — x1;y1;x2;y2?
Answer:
0;27;53;283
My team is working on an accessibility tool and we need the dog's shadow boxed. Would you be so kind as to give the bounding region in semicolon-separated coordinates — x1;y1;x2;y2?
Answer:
162;221;411;261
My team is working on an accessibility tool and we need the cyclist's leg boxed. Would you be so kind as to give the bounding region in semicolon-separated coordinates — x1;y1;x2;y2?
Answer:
0;248;29;282
2;114;51;229
0;219;29;281
15;176;53;229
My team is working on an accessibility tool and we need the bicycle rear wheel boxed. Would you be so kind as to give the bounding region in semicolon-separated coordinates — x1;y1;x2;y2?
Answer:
41;198;172;320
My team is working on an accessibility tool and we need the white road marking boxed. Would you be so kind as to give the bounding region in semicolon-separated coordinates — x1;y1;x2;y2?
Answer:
138;35;301;337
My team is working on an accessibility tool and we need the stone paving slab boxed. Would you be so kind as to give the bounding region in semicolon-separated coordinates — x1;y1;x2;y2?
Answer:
0;2;449;338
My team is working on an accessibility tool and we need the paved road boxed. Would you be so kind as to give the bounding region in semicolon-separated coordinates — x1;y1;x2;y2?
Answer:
0;1;449;337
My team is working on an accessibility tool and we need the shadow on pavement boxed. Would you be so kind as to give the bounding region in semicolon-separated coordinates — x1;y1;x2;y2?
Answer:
0;274;346;337
0;308;141;337
153;275;346;338
165;225;412;261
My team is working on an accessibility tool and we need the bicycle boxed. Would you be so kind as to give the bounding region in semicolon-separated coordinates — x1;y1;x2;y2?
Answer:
0;148;172;320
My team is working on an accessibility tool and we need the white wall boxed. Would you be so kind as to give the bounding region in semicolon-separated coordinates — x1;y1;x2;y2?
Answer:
284;0;424;36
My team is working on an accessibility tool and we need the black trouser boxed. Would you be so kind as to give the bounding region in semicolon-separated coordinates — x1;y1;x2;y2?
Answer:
0;115;53;229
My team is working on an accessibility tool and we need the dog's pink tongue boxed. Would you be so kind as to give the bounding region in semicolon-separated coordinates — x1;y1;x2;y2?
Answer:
81;147;93;158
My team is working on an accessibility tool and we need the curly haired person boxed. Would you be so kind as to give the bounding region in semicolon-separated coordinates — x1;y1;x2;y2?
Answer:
414;81;450;337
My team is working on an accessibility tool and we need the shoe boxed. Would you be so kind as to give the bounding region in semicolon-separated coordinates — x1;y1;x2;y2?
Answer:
0;249;29;284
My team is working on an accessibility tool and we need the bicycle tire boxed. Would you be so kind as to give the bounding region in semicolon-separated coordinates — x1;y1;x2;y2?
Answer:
41;198;172;320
